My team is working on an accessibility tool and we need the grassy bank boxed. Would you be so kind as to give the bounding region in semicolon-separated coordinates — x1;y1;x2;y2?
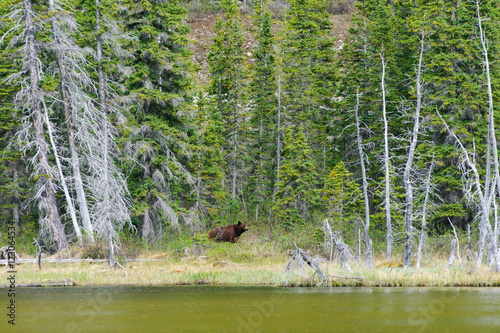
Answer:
4;237;500;288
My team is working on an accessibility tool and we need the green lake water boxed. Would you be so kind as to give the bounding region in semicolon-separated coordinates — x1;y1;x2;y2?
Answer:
2;286;500;332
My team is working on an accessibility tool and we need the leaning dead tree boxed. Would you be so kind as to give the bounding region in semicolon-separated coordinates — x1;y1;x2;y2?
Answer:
437;2;500;273
286;245;326;282
47;0;95;240
403;17;426;268
323;219;353;272
42;100;81;241
437;111;500;272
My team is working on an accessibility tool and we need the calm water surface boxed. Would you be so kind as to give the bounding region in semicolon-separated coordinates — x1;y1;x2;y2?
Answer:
3;286;500;332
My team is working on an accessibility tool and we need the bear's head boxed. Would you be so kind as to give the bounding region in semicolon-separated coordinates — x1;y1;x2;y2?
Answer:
237;221;249;234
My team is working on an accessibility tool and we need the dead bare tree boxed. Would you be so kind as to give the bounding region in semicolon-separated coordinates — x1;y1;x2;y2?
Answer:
379;50;392;260
47;0;94;240
323;219;353;272
92;0;132;265
448;218;462;268
6;0;68;251
354;87;372;269
437;110;500;272
416;157;434;269
403;18;426;268
475;0;500;272
42;99;81;240
286;245;326;282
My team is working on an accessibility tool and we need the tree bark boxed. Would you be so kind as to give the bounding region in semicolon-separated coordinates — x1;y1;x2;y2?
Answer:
437;111;499;271
12;161;20;230
24;0;67;251
95;0;115;266
48;0;93;240
416;159;433;269
42;100;82;241
379;51;392;260
355;88;372;269
403;20;425;268
476;1;500;272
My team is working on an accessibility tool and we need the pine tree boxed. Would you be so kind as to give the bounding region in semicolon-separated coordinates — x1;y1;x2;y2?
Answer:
0;13;23;232
190;93;227;226
272;126;320;226
122;0;195;239
322;161;363;239
247;8;277;218
282;0;336;172
207;0;247;202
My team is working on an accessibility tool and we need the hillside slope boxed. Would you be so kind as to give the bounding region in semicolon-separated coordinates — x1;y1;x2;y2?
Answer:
188;12;353;85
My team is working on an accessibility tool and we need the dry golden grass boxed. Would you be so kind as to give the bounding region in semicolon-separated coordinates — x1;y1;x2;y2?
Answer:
4;246;500;287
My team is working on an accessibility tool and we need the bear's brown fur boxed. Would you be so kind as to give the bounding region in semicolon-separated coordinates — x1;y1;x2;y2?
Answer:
208;222;249;243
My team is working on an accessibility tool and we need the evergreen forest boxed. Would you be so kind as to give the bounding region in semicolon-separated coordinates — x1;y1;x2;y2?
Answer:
1;0;500;269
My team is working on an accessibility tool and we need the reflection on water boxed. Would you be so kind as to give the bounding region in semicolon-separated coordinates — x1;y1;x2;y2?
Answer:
3;286;500;332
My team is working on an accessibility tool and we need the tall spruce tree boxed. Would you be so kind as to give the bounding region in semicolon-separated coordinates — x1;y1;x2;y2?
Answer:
207;0;247;202
0;13;23;232
272;126;320;226
123;0;195;239
190;93;227;227
248;8;277;218
282;0;336;174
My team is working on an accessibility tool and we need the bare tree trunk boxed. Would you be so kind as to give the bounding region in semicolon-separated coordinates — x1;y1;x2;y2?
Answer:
95;0;114;266
276;69;282;176
495;200;499;260
449;218;462;268
416;158;433;269
437;111;498;271
476;0;500;272
354;88;372;269
467;223;472;261
48;0;93;240
403;20;426;268
232;135;237;200
42;100;82;241
447;238;456;267
379;50;392;259
12;162;20;230
24;0;67;251
195;162;201;212
358;228;361;265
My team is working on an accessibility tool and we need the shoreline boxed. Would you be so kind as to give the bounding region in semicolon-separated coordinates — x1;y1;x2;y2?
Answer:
2;254;500;288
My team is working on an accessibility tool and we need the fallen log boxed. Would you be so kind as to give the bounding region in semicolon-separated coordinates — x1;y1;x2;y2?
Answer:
0;258;162;265
286;245;326;281
328;274;365;280
18;279;75;287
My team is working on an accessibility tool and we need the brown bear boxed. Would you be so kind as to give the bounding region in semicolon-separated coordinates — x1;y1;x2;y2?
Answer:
208;221;249;243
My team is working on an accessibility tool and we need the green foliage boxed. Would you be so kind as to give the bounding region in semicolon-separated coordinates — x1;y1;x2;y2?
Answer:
207;0;248;202
2;0;500;258
82;239;108;259
272;126;321;226
283;0;336;164
246;8;278;214
190;93;227;221
322;161;364;238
